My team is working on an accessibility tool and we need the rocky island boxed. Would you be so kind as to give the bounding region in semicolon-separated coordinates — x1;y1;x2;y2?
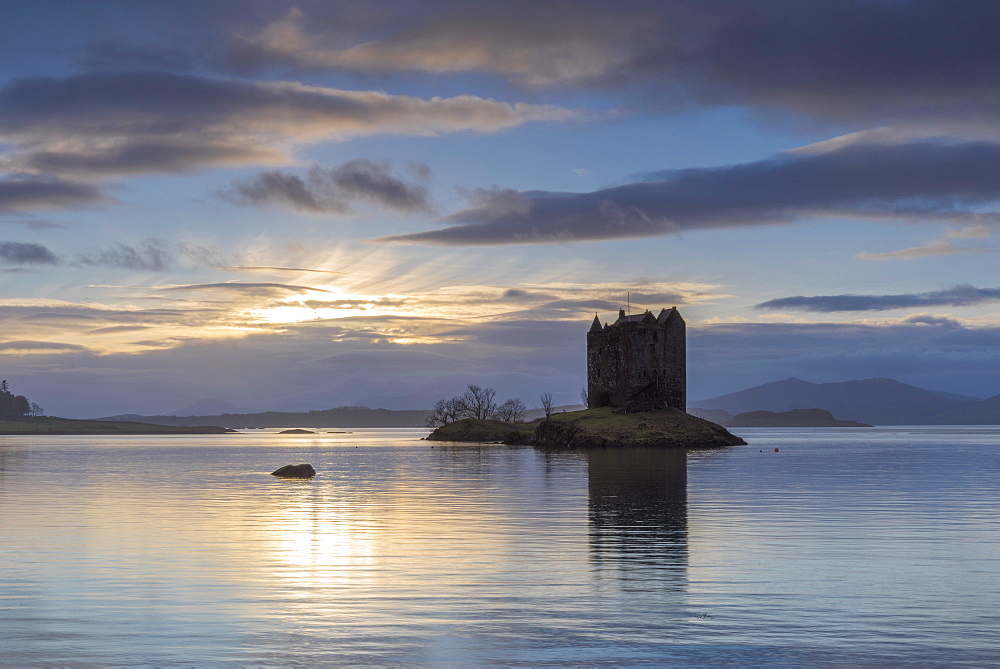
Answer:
426;408;745;449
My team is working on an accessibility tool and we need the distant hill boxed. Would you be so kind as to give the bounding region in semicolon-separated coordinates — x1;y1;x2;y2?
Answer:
166;398;251;417
691;378;984;425
727;409;871;428
928;393;1000;424
100;406;433;429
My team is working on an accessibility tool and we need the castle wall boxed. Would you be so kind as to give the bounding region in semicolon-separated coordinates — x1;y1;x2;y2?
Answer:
587;309;686;412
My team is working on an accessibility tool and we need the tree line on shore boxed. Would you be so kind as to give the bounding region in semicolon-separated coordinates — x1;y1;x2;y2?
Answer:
427;384;532;427
0;380;44;418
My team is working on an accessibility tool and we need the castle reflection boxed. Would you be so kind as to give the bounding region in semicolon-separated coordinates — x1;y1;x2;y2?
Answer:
587;448;688;589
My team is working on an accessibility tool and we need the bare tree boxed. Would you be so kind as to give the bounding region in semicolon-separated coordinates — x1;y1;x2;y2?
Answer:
462;384;497;420
540;392;554;418
29;402;45;417
580;387;589;406
495;397;527;423
426;397;465;427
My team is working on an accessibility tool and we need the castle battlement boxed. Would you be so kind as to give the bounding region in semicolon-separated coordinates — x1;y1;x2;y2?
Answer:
586;307;686;412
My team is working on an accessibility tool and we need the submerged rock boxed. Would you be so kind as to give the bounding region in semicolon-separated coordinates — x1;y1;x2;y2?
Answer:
271;463;316;478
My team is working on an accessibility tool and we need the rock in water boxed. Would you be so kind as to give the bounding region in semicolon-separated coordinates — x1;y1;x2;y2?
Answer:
271;463;316;478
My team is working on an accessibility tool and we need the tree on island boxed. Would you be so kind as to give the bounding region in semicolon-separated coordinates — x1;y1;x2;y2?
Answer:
0;379;32;418
540;392;554;418
427;384;526;427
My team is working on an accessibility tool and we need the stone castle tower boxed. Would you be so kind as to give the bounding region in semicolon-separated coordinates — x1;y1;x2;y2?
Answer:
587;307;686;412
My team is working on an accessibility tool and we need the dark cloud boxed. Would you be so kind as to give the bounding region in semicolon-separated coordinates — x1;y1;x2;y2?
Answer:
621;0;1000;129
234;1;1000;134
382;141;1000;245
221;160;432;214
0;241;59;264
23;140;280;177
0;174;106;213
0;71;571;179
756;285;1000;313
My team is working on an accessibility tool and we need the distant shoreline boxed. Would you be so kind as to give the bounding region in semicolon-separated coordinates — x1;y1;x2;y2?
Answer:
0;417;231;435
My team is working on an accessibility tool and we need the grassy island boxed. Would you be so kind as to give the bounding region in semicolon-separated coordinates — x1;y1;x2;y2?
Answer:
532;407;746;449
425;418;534;444
427;407;746;449
0;416;232;435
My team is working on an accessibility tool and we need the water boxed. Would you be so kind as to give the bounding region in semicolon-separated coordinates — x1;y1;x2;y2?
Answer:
2;427;998;665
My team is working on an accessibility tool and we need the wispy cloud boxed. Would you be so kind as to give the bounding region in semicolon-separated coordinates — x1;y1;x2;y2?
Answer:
858;240;998;261
157;282;333;296
0;340;90;354
383;141;1000;245
0;218;64;230
0;241;60;264
756;285;1000;312
78;241;173;271
220;160;432;215
220;266;348;275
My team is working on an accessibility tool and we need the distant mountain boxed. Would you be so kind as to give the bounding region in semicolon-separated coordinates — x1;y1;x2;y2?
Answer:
166;398;251;417
929;393;1000;424
100;406;433;429
692;377;983;425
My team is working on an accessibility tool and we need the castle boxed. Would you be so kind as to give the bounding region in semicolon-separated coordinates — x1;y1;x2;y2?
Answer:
586;307;686;412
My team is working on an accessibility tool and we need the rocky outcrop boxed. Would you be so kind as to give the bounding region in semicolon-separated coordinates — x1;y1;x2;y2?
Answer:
271;463;316;478
278;428;316;434
532;407;746;449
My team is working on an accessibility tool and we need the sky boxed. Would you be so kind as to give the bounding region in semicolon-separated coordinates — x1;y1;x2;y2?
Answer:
3;0;1000;417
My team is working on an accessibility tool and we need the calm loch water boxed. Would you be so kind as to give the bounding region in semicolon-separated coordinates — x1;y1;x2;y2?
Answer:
2;427;999;665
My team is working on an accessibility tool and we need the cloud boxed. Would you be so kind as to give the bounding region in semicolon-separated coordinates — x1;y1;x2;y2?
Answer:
858;240;999;260
220;266;347;275
0;340;89;354
755;285;1000;312
0;241;59;264
0;218;64;230
382;140;1000;245
0;71;575;179
78;241;173;271
221;160;431;214
226;4;655;87
0;174;106;213
227;2;1000;134
157;282;332;296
